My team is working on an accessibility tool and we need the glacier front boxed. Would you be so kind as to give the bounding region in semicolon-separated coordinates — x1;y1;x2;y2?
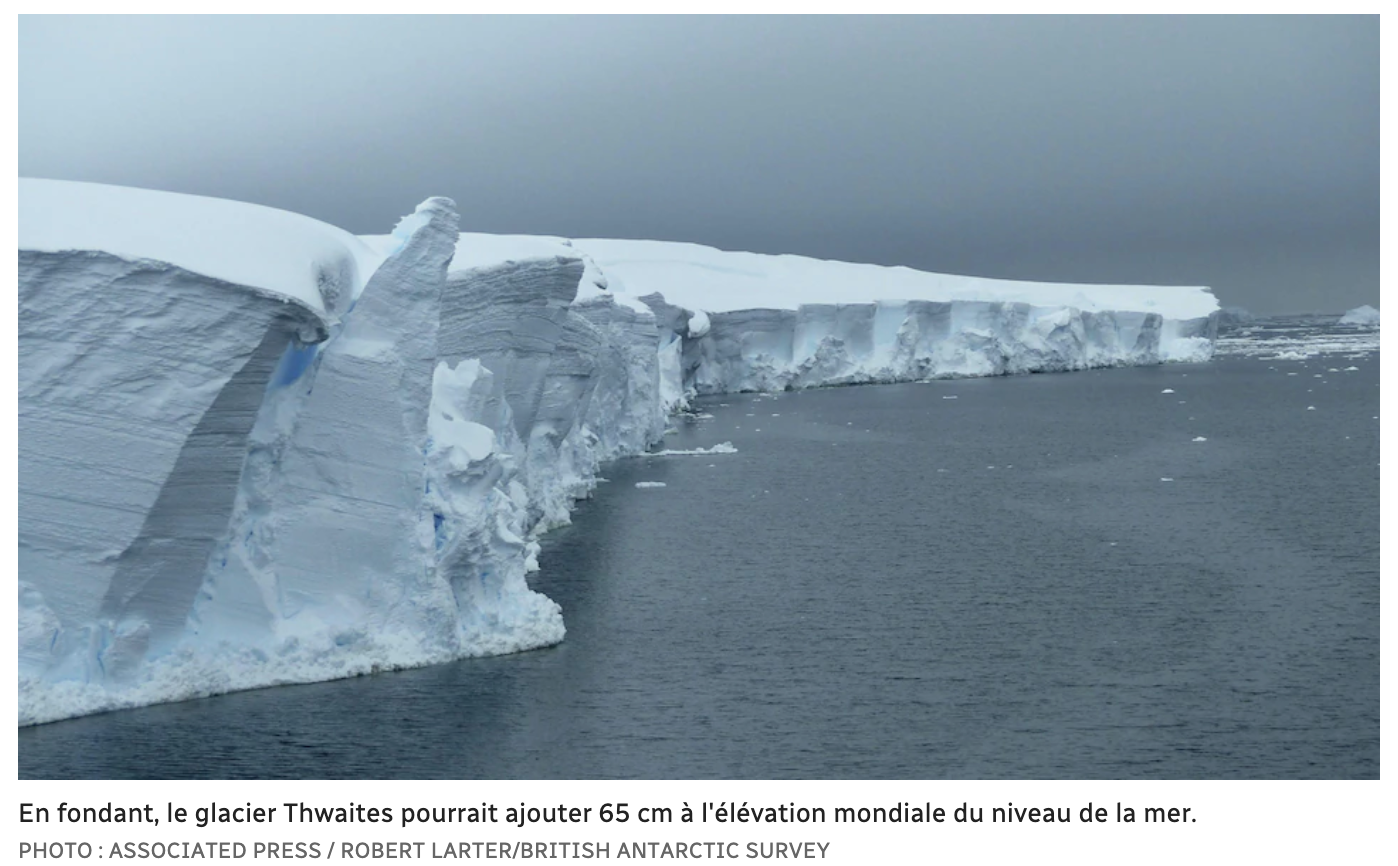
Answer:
17;180;1219;724
572;238;1219;400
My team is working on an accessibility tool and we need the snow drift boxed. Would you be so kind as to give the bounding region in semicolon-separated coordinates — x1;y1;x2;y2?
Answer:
18;180;1218;724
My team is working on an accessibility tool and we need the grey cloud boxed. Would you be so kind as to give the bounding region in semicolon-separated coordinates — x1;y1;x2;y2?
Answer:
20;15;1377;313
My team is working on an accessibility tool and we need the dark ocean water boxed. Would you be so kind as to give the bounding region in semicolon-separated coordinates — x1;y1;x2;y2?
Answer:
19;333;1379;779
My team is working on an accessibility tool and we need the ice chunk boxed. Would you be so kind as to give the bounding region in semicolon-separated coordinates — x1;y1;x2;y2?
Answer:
646;442;738;456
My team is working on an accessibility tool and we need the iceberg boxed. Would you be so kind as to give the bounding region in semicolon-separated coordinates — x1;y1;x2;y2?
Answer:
18;179;1219;724
1338;305;1380;326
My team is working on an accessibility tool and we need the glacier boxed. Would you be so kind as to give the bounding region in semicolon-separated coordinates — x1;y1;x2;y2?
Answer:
17;179;1219;725
571;238;1218;400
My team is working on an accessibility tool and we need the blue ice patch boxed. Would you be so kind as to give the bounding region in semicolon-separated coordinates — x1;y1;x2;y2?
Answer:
271;342;319;388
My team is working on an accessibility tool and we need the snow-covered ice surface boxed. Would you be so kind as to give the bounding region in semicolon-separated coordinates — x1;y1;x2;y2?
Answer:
19;180;1221;724
573;238;1218;318
20;179;381;324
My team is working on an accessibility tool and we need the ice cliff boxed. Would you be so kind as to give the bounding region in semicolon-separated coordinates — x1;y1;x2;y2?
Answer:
572;239;1218;400
17;180;1218;724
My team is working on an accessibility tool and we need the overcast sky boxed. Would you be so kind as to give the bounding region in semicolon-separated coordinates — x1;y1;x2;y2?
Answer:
19;15;1377;313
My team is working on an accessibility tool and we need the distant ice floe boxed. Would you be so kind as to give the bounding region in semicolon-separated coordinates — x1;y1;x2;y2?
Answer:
645;442;738;456
1216;314;1378;360
1192;436;1208;442
634;482;667;489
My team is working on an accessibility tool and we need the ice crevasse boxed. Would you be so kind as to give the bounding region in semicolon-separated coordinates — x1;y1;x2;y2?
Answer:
17;180;1219;724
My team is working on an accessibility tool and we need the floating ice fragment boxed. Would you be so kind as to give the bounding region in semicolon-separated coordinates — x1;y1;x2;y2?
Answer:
942;395;958;400
1160;477;1174;482
1306;406;1316;411
634;482;667;489
1346;367;1360;372
646;442;738;456
1192;436;1208;442
1161;389;1175;394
